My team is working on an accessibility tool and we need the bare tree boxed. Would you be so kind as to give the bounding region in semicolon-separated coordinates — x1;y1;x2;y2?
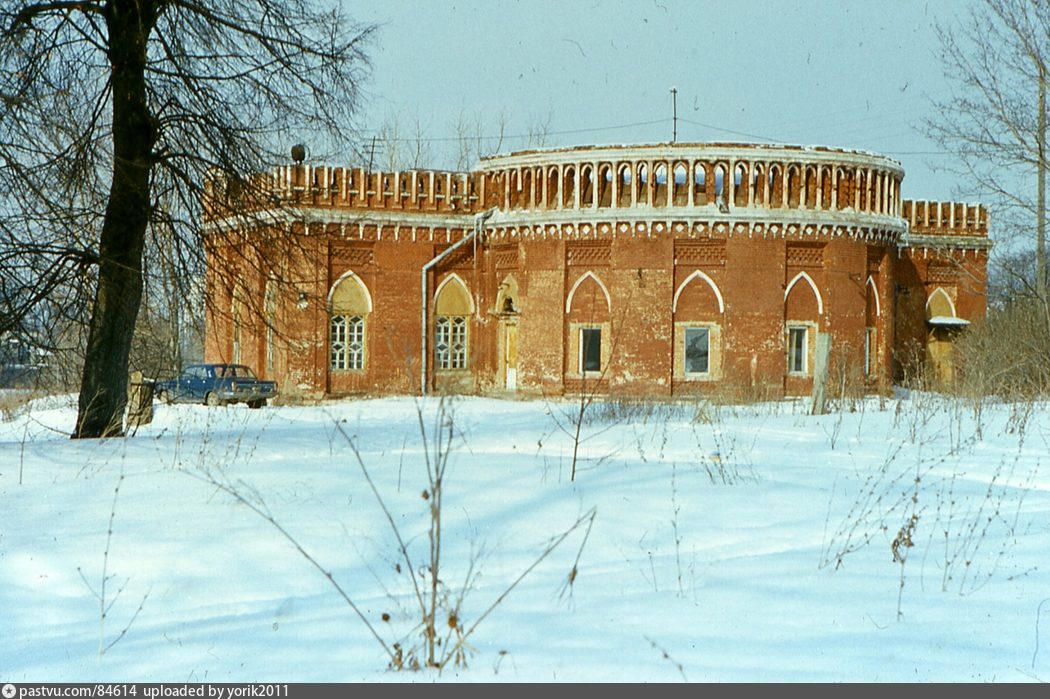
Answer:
927;0;1050;299
0;0;374;437
526;110;554;149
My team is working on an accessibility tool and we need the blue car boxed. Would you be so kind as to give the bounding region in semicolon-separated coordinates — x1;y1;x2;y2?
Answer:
154;363;278;408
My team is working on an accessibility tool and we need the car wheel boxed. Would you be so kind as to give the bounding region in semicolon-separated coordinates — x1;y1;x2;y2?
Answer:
247;399;266;409
205;392;224;407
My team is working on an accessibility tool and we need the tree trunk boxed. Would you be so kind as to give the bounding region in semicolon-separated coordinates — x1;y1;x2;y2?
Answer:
1038;65;1047;302
74;1;157;438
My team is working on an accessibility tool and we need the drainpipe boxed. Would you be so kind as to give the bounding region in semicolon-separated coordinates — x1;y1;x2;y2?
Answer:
420;207;498;395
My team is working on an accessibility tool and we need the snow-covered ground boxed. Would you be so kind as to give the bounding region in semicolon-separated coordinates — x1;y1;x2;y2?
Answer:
1;391;1048;682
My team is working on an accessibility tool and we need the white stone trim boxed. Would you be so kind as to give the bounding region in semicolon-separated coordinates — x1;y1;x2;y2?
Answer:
672;270;725;314
785;270;824;315
925;287;957;318
326;269;373;312
866;275;881;317
565;271;612;314
433;272;476;314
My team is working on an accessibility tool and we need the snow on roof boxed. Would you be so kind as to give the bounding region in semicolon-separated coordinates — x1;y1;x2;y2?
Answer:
927;315;971;326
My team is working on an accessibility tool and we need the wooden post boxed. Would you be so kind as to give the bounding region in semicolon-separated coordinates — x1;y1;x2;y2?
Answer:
126;370;154;429
810;332;831;416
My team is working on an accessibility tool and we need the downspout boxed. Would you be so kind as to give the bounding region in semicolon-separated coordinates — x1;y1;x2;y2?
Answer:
421;207;498;395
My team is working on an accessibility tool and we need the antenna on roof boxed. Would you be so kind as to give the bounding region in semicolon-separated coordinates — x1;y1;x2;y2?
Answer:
670;86;678;144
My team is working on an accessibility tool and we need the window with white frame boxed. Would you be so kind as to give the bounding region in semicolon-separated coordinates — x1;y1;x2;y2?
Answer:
580;327;602;373
684;327;710;375
328;273;370;372
330;315;365;370
787;326;808;374
436;315;468;369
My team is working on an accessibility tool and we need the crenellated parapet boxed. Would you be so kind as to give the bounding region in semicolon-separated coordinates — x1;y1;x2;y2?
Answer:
204;164;491;221
900;200;991;254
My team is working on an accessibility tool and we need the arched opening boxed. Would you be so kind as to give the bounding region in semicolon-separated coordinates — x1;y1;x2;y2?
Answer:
509;169;520;208
672;162;689;206
617;164;633;207
768;164;783;208
693;163;708;206
804;166;818;209
786;165;800;208
836;168;853;210
580;164;594;207
546;167;559;209
562;165;576;208
734;163;748;207
819;166;832;210
496;274;520;315
520;168;532;209
653;163;668;207
636;163;649;205
713;163;727;208
598;164;613;207
751;163;765;207
497;274;521;390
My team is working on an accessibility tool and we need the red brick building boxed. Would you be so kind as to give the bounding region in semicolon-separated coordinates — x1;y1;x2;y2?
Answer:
203;143;990;400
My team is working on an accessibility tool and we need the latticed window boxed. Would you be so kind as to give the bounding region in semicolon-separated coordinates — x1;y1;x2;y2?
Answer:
330;315;364;370
328;272;370;372
434;275;472;371
436;315;467;369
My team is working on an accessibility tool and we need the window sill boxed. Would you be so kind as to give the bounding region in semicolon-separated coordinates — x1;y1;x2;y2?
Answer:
680;372;715;382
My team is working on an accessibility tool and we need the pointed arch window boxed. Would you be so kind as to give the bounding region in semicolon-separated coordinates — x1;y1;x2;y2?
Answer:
435;275;473;370
328;272;372;371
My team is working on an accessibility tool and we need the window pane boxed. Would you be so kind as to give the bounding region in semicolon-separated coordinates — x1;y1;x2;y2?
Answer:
582;328;601;372
684;327;710;374
789;327;806;373
451;316;467;369
347;315;364;370
435;316;450;369
330;315;348;370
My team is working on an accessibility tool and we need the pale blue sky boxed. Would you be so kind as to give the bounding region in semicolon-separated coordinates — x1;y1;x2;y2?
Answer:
348;1;970;201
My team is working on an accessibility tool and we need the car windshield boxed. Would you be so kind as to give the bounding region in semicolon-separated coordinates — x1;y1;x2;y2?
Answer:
216;365;256;378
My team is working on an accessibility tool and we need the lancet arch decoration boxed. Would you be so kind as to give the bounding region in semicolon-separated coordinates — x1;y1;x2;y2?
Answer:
866;275;881;317
672;270;726;315
565;270;612;314
784;270;824;316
